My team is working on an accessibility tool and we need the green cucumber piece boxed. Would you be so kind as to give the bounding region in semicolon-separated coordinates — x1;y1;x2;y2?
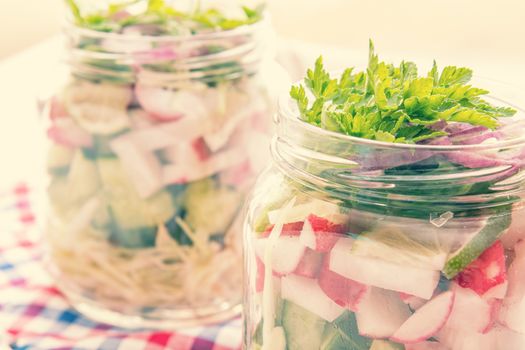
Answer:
370;340;405;350
184;178;241;235
97;158;175;229
67;151;101;203
109;225;157;248
47;144;75;174
443;213;512;278
282;301;326;350
320;311;371;350
82;135;118;160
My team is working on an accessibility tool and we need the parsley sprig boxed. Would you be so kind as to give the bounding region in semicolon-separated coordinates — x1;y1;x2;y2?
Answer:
66;0;264;34
290;41;517;144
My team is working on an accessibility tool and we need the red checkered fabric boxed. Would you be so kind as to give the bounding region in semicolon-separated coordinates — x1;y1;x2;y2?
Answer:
0;183;242;350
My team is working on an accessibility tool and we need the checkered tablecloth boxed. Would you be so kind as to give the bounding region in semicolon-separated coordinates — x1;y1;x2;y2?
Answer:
0;184;242;350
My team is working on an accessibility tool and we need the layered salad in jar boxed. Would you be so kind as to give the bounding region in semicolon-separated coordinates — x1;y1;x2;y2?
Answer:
45;0;269;322
245;43;525;349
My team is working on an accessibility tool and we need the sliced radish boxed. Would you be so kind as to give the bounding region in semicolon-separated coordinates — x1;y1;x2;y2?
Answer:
299;214;344;253
124;116;207;151
268;199;343;225
501;203;525;248
330;238;440;299
256;256;265;293
498;241;525;333
128;109;154;129
261;222;304;238
391;291;454;344
281;274;344;322
49;96;69;119
47;119;93;148
356;287;411;338
405;341;448;350
495;327;525;349
162;147;246;185
400;293;427;311
482;299;502;334
219;159;253;189
110;137;163;198
203;104;249;152
318;255;367;311
483;281;508;300
455;241;507;296
445;284;493;333
254;236;306;276
135;84;208;121
163;137;211;165
293;249;323;278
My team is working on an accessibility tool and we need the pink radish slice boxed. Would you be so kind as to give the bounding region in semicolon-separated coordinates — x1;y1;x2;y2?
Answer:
498;240;525;333
125;114;207;151
135;85;207;121
481;299;501;334
455;241;507;296
267;200;342;225
400;293;427;311
293;249;323;278
220;159;252;188
261;222;304;238
299;214;344;253
203;105;250;152
391;291;455;344
254;236;306;276
406;341;448;350
281;274;344;322
110;137;163;198
445;284;492;333
318;255;367;311
162;147;246;185
49;96;69;119
501;203;525;248
47;119;93;148
356;287;411;338
482;281;508;300
330;238;440;299
255;257;265;293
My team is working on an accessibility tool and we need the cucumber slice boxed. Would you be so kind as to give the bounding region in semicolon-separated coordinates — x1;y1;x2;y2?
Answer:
443;213;512;278
67;151;101;204
97;158;175;229
184;178;241;235
320;311;371;350
82;135;119;160
351;225;447;270
109;225;157;248
370;340;404;350
47;144;75;174
281;301;326;350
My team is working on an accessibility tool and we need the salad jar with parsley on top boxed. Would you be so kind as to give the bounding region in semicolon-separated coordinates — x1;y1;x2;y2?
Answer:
243;42;525;350
43;0;277;328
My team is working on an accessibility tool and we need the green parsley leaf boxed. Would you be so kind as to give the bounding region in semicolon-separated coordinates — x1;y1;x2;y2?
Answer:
290;41;518;144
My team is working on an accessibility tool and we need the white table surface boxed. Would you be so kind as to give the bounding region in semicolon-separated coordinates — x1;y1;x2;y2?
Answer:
0;36;524;188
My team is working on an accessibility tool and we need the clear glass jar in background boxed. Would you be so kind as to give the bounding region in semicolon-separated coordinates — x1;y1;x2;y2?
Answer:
41;5;284;328
243;79;525;349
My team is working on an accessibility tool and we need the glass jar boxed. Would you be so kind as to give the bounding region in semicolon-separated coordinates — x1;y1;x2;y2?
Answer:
42;9;279;328
243;79;525;349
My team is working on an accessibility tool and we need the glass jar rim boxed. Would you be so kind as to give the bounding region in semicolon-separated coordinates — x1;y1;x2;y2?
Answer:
278;76;525;152
63;14;271;84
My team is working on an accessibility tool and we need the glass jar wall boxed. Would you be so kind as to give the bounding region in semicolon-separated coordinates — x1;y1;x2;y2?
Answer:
243;80;525;349
43;3;275;328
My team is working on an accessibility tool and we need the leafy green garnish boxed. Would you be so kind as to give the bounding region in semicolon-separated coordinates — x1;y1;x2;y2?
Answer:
65;0;264;34
290;41;517;144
